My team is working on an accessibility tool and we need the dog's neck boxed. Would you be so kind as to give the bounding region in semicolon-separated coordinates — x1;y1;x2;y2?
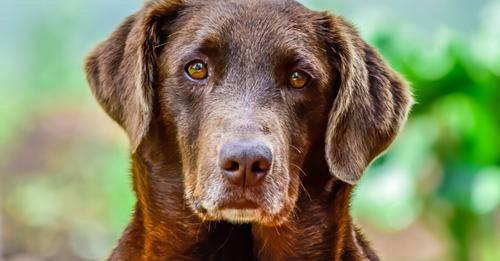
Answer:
108;124;375;260
252;143;376;260
252;182;374;260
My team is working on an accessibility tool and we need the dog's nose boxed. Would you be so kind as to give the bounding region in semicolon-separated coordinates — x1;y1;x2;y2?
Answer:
220;140;272;187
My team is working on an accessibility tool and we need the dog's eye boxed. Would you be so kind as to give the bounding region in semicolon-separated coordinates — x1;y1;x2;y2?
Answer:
185;60;208;80
289;71;310;89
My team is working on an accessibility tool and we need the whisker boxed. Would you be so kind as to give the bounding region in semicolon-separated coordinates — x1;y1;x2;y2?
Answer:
274;226;281;236
291;163;307;177
258;236;269;257
154;31;184;49
195;214;208;241
153;41;169;49
289;144;302;154
290;163;312;201
214;225;233;253
195;222;202;242
299;180;312;201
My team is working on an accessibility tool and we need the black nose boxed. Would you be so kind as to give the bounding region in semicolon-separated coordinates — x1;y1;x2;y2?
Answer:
220;140;272;187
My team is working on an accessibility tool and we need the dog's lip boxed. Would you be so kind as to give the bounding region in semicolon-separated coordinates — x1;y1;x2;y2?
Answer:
219;199;259;210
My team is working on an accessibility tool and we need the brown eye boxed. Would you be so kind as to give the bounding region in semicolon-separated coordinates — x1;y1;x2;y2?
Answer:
185;60;208;80
289;70;310;89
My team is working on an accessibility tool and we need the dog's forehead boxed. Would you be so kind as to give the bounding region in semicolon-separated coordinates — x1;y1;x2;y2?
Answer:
202;1;311;36
171;0;320;58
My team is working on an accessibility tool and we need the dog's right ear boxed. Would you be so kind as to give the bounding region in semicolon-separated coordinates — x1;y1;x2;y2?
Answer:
85;0;184;152
315;13;413;185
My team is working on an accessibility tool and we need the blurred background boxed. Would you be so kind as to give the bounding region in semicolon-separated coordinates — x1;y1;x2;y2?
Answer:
1;0;499;260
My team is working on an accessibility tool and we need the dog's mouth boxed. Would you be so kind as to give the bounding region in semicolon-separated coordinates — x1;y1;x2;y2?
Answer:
220;198;259;210
216;198;261;223
193;195;286;225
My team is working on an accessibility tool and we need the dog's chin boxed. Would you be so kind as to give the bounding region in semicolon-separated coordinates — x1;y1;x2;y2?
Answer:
196;207;291;226
188;188;296;226
218;209;262;224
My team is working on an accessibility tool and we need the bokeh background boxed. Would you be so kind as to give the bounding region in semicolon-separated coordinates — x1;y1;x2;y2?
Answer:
1;0;499;260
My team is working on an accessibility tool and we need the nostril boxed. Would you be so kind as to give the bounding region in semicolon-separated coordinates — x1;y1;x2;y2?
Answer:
223;160;240;172
251;160;270;174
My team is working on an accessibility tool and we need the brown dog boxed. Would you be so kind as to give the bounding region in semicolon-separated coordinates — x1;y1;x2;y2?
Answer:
85;0;412;260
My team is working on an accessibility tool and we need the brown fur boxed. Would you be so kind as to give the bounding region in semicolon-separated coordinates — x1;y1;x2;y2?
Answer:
85;0;412;260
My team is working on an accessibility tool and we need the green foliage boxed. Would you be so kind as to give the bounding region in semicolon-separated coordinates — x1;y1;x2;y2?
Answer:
349;6;500;260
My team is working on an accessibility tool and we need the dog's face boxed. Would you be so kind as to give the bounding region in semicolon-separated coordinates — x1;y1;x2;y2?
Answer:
157;1;338;225
86;0;412;226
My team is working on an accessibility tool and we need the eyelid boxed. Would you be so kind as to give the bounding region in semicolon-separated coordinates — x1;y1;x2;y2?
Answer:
290;58;316;78
292;67;315;82
180;56;208;68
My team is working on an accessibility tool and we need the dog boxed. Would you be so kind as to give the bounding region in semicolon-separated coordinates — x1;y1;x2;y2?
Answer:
85;0;412;260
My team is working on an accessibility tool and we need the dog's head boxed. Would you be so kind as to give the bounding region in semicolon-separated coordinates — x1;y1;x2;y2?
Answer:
86;0;412;226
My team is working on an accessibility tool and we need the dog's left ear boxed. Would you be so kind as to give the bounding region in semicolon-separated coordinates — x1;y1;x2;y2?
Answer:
85;1;184;152
316;14;413;184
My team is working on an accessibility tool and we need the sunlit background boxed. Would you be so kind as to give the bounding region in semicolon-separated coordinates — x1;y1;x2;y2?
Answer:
1;0;499;260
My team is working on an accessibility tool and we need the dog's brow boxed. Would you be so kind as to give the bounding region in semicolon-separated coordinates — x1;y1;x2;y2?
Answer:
277;46;329;80
197;36;224;54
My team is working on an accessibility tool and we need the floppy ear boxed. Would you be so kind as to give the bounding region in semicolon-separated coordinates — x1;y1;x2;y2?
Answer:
318;14;413;184
85;0;184;152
